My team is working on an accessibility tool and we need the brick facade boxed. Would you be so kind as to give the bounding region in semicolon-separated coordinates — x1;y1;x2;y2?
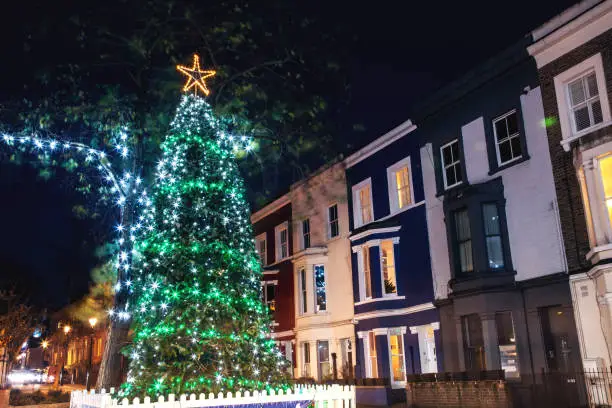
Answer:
537;27;612;273
405;380;511;408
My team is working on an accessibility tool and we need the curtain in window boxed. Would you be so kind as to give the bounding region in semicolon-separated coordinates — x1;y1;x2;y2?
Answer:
454;210;473;273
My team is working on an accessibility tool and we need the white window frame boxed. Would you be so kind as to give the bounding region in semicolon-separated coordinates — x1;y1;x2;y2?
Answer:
301;341;311;378
301;218;311;250
354;245;373;302
298;267;308;315
313;264;327;313
379;238;400;297
492;109;523;166
387;327;408;388
554;53;612;151
387;157;415;215
327;203;340;239
360;331;379;378
440;139;463;189
255;232;267;265
275;221;289;262
261;280;278;312
352;178;374;228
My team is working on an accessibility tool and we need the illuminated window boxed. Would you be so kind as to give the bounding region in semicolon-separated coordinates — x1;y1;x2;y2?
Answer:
496;312;519;379
255;233;266;265
381;240;397;295
363;246;372;299
600;155;612;229
262;281;276;313
568;72;603;133
387;157;414;213
367;332;378;378
441;139;463;189
314;265;326;312
352;179;373;227
493;110;522;165
389;333;406;382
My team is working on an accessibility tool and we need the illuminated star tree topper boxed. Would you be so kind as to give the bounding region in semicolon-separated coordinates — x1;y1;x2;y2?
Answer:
176;54;217;97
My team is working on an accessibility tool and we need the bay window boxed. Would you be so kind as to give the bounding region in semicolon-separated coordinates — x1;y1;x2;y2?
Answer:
389;332;406;383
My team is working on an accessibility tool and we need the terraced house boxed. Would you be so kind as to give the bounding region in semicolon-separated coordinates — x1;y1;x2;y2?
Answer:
345;118;441;392
419;37;582;398
528;0;612;372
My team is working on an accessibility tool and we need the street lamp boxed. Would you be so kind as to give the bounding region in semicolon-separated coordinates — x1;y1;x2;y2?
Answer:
86;318;97;391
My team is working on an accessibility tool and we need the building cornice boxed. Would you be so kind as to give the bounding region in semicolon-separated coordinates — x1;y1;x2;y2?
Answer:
354;302;435;321
349;226;402;242
344;120;417;168
251;194;291;224
528;0;612;68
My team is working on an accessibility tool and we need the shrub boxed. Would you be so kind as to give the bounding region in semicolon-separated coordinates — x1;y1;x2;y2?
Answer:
9;389;70;406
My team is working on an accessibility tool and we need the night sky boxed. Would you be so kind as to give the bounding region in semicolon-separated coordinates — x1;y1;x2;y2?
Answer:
0;0;579;311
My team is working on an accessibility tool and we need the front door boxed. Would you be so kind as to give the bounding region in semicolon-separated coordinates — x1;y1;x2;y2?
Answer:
423;326;438;373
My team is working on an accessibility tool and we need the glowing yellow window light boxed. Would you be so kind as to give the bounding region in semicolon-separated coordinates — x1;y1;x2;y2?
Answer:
600;155;612;228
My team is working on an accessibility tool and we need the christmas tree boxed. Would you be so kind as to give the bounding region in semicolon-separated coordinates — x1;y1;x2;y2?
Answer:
121;56;290;398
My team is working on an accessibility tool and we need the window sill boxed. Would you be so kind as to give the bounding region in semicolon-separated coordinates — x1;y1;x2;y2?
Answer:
326;235;343;244
387;200;426;218
436;182;467;198
488;154;530;176
560;120;612;151
355;295;405;306
297;311;330;318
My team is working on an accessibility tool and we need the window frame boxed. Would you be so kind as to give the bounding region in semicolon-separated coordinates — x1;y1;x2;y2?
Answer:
261;280;278;313
301;218;311;250
352;178;374;228
255;232;267;266
356;245;373;301
314;264;327;312
553;53;611;149
364;331;378;378
317;340;330;381
440;139;464;190
275;221;289;262
327;203;340;239
482;203;505;270
298;267;308;315
387;328;407;387
492;109;523;166
302;341;311;378
452;208;474;274
387;156;415;215
379;239;399;296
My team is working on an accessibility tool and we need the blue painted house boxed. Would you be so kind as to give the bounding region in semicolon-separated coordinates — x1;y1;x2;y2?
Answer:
344;119;441;390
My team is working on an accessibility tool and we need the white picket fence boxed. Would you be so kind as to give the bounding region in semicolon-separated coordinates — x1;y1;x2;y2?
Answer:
70;385;355;408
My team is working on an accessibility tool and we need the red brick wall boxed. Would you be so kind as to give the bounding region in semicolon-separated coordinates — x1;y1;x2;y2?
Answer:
406;381;511;408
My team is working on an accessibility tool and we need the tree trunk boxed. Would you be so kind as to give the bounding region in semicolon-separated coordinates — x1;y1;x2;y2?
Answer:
95;320;129;390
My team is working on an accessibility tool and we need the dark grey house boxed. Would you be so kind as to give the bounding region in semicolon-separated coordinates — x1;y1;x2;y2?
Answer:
418;37;582;397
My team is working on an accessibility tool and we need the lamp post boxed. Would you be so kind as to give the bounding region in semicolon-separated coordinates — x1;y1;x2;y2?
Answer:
86;318;97;391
